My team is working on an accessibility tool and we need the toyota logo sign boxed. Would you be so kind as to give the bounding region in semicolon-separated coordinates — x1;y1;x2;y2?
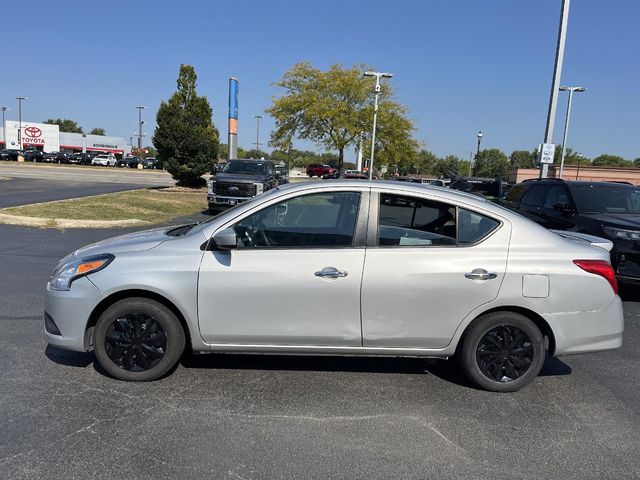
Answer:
24;126;43;138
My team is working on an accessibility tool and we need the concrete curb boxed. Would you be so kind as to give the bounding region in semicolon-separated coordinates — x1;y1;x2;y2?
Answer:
0;212;149;229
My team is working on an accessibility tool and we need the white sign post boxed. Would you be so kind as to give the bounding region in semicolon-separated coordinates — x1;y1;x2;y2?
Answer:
538;143;555;164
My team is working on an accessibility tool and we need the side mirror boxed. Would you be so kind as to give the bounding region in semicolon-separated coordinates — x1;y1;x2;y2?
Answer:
210;227;237;250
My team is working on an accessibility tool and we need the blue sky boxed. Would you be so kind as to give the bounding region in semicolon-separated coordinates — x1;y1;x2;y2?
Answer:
2;0;638;162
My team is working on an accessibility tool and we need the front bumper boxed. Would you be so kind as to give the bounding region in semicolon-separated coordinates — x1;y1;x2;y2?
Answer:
544;295;624;356
44;277;105;352
207;194;252;207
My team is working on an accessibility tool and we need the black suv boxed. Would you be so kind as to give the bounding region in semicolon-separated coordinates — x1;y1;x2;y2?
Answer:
207;159;280;212
504;179;640;283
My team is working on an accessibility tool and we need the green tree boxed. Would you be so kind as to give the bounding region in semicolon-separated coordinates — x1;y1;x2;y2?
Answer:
592;154;630;167
89;127;106;136
474;148;509;179
634;158;640;167
510;150;536;168
153;64;219;187
244;149;270;159
268;62;416;170
436;155;462;178
43;118;83;133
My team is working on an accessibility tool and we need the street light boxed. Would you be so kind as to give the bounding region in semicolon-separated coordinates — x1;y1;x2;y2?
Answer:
1;107;9;147
253;115;263;151
558;86;586;178
575;152;583;180
136;106;146;150
473;131;483;175
363;70;393;180
16;97;27;151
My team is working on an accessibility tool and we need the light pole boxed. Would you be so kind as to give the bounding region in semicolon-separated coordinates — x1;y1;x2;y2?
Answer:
1;107;9;147
473;131;483;175
363;70;393;180
253;115;263;152
558;86;586;178
575;152;583;180
16;97;27;150
136;106;146;150
540;0;571;179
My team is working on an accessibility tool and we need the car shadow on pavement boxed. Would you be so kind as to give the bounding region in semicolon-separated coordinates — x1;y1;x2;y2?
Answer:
181;353;432;375
423;353;571;389
45;344;93;368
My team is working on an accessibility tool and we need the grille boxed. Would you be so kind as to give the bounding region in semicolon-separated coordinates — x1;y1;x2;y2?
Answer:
214;182;257;197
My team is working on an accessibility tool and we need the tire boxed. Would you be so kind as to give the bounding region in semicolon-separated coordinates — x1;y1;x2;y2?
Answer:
93;298;185;381
458;311;545;392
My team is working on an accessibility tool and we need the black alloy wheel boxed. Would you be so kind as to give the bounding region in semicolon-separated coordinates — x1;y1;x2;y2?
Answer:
459;311;545;392
94;298;185;381
104;313;167;371
476;325;533;382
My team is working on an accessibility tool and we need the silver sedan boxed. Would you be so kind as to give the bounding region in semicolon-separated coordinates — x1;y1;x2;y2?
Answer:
44;181;623;391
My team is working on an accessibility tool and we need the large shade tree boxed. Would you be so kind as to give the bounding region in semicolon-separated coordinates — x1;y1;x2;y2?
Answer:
153;65;219;186
267;62;417;171
43;118;83;133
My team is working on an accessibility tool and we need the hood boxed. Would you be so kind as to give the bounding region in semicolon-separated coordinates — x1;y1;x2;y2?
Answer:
214;173;265;183
581;213;640;230
73;226;171;258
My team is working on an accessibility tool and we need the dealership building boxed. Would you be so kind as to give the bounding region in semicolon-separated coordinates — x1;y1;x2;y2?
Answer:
0;120;131;158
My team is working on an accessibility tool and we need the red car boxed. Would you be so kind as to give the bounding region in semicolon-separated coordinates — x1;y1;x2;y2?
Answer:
306;163;337;177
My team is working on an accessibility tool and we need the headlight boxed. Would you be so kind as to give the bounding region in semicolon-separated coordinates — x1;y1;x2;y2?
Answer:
208;179;215;194
254;182;264;195
602;226;640;241
48;254;114;291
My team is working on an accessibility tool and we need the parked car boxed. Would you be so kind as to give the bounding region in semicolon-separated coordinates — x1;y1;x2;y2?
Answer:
44;180;622;390
341;172;368;179
0;149;23;161
503;179;640;284
207;159;280;211
307;163;337;177
322;170;341;179
116;156;141;168
42;152;59;163
390;176;433;184
91;154;117;166
24;150;44;162
141;157;161;169
449;176;510;201
69;153;95;165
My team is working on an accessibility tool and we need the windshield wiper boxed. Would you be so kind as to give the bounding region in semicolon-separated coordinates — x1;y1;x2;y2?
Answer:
166;223;198;236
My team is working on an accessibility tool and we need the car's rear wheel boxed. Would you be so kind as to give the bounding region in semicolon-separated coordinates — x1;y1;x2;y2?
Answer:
458;311;545;392
93;298;185;381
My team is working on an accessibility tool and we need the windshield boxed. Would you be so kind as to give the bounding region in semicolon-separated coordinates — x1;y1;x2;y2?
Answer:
571;184;640;214
223;160;265;175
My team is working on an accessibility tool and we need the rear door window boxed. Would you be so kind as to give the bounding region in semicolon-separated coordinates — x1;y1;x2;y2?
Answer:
378;194;456;246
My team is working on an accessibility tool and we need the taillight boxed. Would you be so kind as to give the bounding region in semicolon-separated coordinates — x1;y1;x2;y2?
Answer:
573;259;618;295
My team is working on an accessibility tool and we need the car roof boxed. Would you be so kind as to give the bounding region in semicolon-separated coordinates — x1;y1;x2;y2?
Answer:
523;179;637;189
277;179;500;209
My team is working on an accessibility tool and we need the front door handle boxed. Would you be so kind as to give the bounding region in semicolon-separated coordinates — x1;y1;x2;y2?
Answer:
465;269;498;281
315;267;348;279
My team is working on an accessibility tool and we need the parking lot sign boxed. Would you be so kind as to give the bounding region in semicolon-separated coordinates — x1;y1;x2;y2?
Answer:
538;143;556;164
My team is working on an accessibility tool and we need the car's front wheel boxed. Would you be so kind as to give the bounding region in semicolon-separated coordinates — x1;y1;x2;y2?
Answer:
93;298;185;381
458;311;545;392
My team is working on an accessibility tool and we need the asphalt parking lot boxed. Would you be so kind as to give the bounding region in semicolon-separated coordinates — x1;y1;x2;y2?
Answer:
1;222;639;479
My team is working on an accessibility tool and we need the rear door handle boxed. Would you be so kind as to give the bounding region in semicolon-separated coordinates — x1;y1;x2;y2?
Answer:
465;269;498;281
315;267;348;279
